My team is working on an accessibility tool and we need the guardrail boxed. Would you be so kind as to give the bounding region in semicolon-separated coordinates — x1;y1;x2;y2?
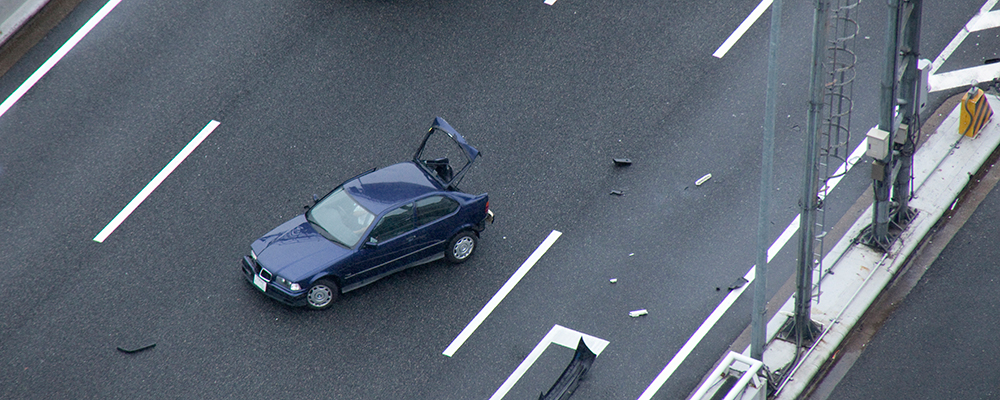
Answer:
689;351;766;400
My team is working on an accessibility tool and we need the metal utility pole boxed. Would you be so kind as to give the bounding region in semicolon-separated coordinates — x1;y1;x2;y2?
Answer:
893;0;922;223
779;0;830;346
867;0;921;249
752;0;784;361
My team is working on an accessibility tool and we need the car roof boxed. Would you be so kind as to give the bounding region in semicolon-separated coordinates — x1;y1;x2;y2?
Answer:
343;162;443;214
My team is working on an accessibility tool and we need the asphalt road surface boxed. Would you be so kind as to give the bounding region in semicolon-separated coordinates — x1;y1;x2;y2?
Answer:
0;0;990;399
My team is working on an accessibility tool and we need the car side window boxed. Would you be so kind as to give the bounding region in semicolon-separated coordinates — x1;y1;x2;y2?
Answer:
415;196;459;227
370;204;415;242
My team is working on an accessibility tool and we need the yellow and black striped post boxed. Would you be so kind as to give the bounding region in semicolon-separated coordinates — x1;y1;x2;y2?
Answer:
960;87;993;137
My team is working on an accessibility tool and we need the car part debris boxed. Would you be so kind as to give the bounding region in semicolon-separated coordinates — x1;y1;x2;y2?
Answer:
728;277;748;291
613;158;632;166
117;343;156;354
609;278;618;284
695;173;712;186
629;309;648;317
610;190;624;196
539;338;597;400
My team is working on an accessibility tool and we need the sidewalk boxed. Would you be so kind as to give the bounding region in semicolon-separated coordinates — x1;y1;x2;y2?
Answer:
692;93;1000;399
0;0;48;47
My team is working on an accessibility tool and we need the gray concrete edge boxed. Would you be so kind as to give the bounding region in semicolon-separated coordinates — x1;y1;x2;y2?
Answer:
0;0;49;47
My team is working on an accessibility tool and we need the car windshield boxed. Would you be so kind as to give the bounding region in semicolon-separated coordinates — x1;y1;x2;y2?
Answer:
306;187;375;247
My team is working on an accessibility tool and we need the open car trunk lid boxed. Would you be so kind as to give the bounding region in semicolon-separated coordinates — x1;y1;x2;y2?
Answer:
413;117;480;190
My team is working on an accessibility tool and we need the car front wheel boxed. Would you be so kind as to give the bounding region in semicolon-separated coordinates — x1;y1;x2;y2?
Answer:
446;231;478;263
306;279;339;310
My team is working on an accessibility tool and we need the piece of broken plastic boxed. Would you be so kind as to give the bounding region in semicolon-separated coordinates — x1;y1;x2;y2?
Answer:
629;309;648;317
117;343;156;354
695;173;712;186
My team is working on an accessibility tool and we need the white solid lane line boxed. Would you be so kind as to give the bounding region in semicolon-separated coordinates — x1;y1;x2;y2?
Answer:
93;120;221;243
0;0;124;121
637;267;756;400
713;0;773;59
637;138;868;399
443;230;562;357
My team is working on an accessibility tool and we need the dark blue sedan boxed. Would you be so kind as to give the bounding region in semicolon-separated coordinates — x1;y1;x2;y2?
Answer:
241;118;493;309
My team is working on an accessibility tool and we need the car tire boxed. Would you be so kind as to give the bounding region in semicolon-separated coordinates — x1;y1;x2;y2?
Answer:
306;279;339;310
446;230;478;263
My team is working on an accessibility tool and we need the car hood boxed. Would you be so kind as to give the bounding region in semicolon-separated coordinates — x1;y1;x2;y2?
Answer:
251;215;351;281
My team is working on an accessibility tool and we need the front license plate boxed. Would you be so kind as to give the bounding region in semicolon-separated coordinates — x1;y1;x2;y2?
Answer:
253;274;267;292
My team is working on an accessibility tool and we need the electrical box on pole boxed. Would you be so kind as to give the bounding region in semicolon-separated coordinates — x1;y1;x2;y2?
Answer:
918;59;932;113
865;127;890;159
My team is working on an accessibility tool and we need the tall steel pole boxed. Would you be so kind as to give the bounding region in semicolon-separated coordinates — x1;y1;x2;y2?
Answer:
872;0;901;244
893;0;922;223
869;0;921;248
780;0;828;345
752;0;784;361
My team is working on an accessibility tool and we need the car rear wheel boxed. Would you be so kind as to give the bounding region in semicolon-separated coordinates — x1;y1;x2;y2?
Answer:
306;279;339;310
446;231;477;263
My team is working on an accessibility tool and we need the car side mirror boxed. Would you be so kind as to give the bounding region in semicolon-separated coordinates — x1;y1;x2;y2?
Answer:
363;237;378;248
304;194;320;210
312;194;320;204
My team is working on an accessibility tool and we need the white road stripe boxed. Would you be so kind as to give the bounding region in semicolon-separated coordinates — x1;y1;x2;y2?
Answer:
544;0;557;5
713;0;773;58
931;64;1000;93
0;0;124;121
490;325;609;400
931;0;1000;75
637;138;867;399
967;9;1000;32
637;267;755;400
93;120;221;243
443;230;562;357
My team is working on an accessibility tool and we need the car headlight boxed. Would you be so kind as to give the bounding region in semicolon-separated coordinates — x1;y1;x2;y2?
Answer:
274;276;301;291
251;250;258;260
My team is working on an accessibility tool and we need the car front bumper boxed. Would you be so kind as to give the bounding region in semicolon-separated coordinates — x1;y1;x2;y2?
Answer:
241;256;308;307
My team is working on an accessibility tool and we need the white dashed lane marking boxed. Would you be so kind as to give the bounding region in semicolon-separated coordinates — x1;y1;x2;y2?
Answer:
93;120;221;243
443;230;562;357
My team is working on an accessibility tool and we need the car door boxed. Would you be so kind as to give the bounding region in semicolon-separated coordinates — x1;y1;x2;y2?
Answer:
344;203;420;284
411;195;460;259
